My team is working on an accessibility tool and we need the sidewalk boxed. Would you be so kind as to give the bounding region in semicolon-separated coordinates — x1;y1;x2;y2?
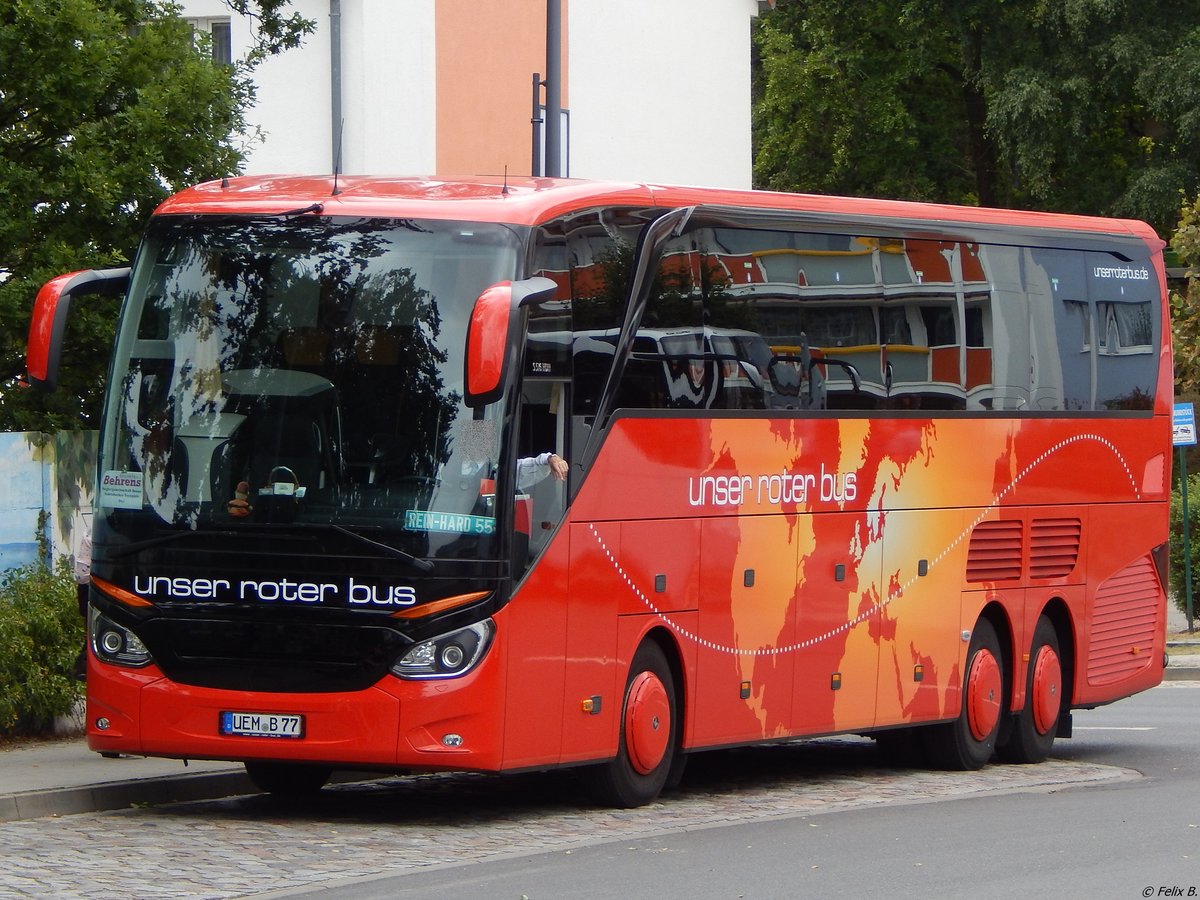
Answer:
0;738;251;822
0;647;1196;824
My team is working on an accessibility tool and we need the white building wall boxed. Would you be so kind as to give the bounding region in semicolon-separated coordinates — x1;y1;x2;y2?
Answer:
177;0;757;187
339;0;437;175
239;0;333;173
181;0;334;173
568;0;760;188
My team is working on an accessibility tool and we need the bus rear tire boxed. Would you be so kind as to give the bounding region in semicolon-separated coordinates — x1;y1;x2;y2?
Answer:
581;641;679;808
997;616;1063;764
922;618;1005;770
245;761;332;797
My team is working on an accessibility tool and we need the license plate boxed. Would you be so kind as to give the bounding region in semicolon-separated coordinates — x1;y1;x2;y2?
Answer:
219;711;304;739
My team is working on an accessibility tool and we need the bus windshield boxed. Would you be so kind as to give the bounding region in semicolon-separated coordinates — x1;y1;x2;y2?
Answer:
99;215;522;561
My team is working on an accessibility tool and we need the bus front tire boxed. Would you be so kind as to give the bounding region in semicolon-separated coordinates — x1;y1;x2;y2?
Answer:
581;641;679;808
997;616;1063;764
245;761;332;797
922;618;1005;770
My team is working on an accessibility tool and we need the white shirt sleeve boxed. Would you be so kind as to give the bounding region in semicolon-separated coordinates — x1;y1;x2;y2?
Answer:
516;452;554;491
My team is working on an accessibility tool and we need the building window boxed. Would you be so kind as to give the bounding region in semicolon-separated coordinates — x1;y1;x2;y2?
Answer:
189;17;233;66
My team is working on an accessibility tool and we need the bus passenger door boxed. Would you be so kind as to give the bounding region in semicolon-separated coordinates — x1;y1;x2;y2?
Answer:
501;381;572;770
515;380;569;571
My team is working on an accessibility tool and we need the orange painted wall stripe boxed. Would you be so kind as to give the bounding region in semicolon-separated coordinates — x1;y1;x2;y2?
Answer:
436;0;569;177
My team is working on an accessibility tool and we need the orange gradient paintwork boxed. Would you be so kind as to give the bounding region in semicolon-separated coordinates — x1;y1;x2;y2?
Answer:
548;414;1168;748
78;177;1169;776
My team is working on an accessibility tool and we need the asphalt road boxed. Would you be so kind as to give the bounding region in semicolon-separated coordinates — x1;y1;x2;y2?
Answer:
269;684;1200;900
1;684;1195;899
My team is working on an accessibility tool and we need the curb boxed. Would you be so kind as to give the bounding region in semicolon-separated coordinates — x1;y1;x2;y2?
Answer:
1163;664;1200;681
1165;642;1200;682
0;770;256;823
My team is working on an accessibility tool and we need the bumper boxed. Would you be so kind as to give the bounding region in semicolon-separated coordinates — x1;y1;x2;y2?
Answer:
84;653;505;772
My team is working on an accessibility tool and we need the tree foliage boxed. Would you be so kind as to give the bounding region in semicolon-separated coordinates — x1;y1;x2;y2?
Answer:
754;0;1200;236
0;0;313;433
1170;470;1200;623
1171;195;1200;394
224;0;313;61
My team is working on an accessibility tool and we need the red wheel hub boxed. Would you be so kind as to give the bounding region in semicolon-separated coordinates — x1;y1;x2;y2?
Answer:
624;671;671;775
1030;645;1063;735
966;648;1002;741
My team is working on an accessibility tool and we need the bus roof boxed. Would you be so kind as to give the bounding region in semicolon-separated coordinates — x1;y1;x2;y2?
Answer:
156;175;1163;245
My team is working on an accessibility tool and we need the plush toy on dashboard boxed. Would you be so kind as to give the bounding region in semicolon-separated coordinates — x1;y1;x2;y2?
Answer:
226;480;253;518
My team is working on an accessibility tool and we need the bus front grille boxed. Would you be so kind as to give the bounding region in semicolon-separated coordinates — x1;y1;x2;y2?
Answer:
139;616;408;693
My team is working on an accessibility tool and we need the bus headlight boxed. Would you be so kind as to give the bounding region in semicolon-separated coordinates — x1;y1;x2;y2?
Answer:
391;620;494;680
89;606;153;668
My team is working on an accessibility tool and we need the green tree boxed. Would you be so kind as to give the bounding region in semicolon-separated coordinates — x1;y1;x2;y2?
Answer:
223;0;311;60
0;0;313;433
1171;195;1200;395
754;0;1200;236
1169;470;1200;623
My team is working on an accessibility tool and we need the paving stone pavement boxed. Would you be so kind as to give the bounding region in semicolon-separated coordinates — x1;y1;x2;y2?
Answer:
0;737;1138;900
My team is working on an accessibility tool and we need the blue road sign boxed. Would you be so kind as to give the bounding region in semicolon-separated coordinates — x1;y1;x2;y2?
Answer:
1174;402;1197;447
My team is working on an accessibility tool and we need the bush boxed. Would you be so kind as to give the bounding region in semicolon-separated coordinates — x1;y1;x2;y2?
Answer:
1170;473;1200;622
0;558;83;736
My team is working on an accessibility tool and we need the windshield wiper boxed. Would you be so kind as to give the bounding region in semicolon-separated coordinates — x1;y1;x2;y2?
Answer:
325;524;435;573
279;202;324;217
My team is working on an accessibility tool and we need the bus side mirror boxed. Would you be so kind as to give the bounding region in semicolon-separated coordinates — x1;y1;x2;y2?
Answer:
464;276;557;408
26;267;129;391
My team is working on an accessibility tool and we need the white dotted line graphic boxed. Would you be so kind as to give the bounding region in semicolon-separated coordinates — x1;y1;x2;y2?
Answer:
588;433;1141;657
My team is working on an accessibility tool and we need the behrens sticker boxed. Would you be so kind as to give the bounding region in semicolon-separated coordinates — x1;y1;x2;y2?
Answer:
99;470;144;509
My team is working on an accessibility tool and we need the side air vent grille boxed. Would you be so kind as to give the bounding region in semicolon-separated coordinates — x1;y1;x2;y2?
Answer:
966;520;1023;583
1087;556;1162;686
1029;517;1082;580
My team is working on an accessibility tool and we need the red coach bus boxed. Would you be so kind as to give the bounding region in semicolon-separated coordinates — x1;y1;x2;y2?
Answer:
27;177;1171;806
